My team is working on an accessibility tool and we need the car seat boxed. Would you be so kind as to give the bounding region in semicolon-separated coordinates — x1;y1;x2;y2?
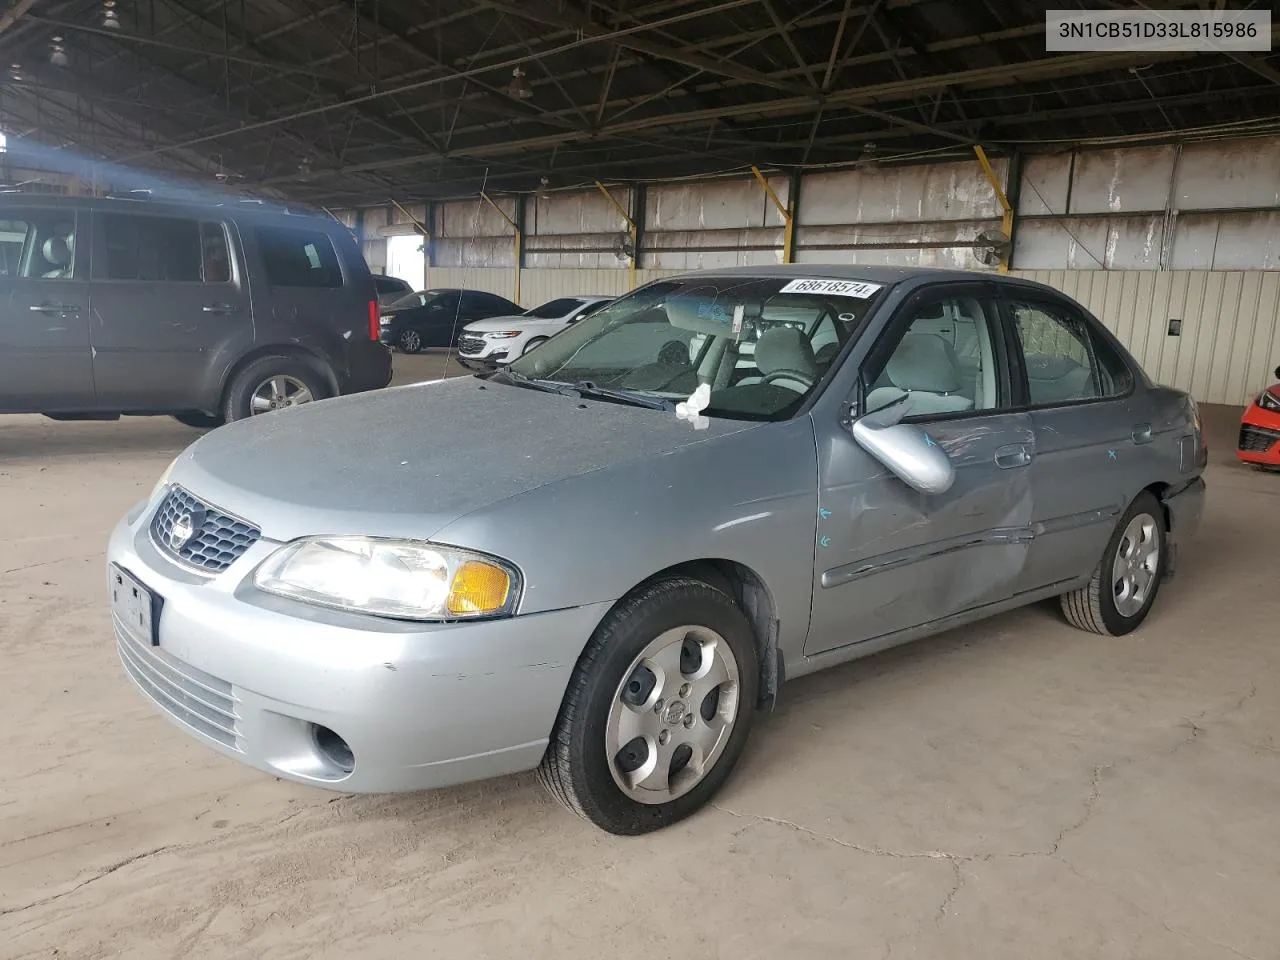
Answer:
866;333;974;415
1024;354;1094;404
751;325;820;392
42;234;73;279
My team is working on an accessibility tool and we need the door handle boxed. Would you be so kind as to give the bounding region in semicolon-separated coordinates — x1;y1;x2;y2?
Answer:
30;303;80;315
1131;423;1153;445
994;444;1032;469
202;303;235;314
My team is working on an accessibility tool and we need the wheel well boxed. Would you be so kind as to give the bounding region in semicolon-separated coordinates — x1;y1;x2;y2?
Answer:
637;559;781;712
218;345;339;411
1142;481;1171;530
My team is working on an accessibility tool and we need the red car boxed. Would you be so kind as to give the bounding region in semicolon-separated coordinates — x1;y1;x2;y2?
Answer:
1238;364;1280;469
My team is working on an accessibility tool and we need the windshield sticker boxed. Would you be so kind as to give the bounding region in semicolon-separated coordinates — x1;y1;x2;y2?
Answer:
777;278;883;298
732;304;744;336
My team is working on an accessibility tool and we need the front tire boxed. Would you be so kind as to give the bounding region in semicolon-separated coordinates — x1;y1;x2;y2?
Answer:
538;577;758;835
1060;491;1166;636
222;356;331;423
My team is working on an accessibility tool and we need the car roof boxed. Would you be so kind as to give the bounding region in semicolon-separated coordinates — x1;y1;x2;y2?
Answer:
0;192;336;226
661;264;1064;298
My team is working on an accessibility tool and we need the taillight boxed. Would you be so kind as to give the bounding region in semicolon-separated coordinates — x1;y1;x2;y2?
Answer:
368;300;380;341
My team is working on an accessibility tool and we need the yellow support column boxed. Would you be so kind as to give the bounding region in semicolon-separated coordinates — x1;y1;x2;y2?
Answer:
595;181;638;290
751;165;794;263
973;145;1014;273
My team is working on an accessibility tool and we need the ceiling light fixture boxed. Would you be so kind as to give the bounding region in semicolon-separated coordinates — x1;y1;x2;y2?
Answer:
49;36;68;68
506;66;532;101
102;1;121;30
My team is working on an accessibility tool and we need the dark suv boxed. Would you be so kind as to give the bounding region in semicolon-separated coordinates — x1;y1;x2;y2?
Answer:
0;195;392;426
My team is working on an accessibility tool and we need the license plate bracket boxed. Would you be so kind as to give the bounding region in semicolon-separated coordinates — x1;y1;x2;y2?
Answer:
110;563;162;647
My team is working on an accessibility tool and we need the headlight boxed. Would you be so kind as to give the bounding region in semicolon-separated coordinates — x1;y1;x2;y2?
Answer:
253;537;520;621
150;457;177;503
486;331;522;339
1259;390;1280;413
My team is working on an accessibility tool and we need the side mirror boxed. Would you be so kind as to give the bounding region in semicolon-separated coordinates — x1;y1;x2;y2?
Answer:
851;396;955;495
1274;364;1280;380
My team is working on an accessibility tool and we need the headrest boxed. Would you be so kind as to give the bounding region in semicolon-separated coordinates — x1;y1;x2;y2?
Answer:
755;326;818;379
886;334;962;393
43;236;72;267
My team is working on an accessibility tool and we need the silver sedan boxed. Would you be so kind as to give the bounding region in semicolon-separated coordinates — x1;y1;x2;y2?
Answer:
108;266;1206;835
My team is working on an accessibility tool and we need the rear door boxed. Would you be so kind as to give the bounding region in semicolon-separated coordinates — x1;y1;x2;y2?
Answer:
0;206;94;411
90;211;251;410
806;282;1036;655
1000;292;1143;591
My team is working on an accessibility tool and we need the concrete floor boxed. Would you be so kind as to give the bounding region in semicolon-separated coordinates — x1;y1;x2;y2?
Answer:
1;362;1277;960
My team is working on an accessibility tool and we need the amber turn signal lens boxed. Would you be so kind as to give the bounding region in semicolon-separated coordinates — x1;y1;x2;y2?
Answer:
446;560;511;615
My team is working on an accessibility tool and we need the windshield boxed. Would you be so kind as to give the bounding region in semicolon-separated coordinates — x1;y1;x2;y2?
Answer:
389;291;429;308
503;276;888;421
524;297;584;319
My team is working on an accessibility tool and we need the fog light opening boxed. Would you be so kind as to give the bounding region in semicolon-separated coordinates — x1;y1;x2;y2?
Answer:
313;724;355;774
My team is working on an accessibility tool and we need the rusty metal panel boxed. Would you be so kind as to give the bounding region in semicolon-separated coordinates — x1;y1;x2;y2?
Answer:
437;197;515;238
1176;137;1280;210
645;228;784;269
1014;216;1163;270
799;159;1006;225
796;219;1001;270
1195;211;1280;270
647;177;787;232
1018;154;1072;215
528;189;631;236
1069;146;1177;214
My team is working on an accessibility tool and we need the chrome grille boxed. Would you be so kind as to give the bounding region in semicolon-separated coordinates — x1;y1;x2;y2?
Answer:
1239;424;1280;453
115;620;239;748
150;486;261;574
458;335;485;355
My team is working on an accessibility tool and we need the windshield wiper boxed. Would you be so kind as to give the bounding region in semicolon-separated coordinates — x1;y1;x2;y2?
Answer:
490;370;675;411
568;381;676;411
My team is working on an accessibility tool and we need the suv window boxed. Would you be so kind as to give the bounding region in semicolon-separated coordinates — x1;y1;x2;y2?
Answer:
258;225;343;288
0;213;80;280
375;276;409;295
865;294;1005;417
98;214;204;282
1006;299;1132;405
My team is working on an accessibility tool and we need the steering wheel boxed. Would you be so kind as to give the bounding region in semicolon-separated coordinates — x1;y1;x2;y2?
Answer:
761;369;815;392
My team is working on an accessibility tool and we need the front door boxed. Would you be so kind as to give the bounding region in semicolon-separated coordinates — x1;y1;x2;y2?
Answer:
0;207;94;412
1000;293;1147;591
89;211;252;411
806;283;1036;656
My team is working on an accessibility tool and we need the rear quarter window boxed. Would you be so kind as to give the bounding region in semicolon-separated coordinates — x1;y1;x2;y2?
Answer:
257;225;343;288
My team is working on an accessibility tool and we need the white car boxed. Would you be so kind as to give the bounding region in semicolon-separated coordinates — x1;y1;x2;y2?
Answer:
456;296;614;369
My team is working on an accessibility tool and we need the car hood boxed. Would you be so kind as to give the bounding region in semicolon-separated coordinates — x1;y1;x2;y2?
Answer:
168;377;758;543
464;314;555;332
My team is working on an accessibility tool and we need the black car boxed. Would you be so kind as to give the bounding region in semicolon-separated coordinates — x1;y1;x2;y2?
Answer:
378;288;523;354
0;194;392;426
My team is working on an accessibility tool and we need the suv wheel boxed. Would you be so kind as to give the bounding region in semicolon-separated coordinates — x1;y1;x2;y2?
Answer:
223;356;331;423
538;577;758;835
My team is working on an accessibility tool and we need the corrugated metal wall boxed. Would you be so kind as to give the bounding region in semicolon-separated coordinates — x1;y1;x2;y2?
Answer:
337;134;1280;406
1013;270;1280;406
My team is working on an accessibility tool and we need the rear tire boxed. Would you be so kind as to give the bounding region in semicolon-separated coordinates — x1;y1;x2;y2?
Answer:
172;413;224;429
222;356;331;423
538;577;758;835
1060;491;1166;636
397;328;424;354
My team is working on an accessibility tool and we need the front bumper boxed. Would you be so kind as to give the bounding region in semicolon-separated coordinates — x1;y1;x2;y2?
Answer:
1237;404;1280;466
108;499;610;793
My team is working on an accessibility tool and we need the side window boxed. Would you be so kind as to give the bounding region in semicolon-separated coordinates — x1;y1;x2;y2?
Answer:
257;226;343;288
865;295;1004;417
200;222;232;283
1007;299;1132;405
570;300;608;323
98;214;202;282
2;213;80;280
